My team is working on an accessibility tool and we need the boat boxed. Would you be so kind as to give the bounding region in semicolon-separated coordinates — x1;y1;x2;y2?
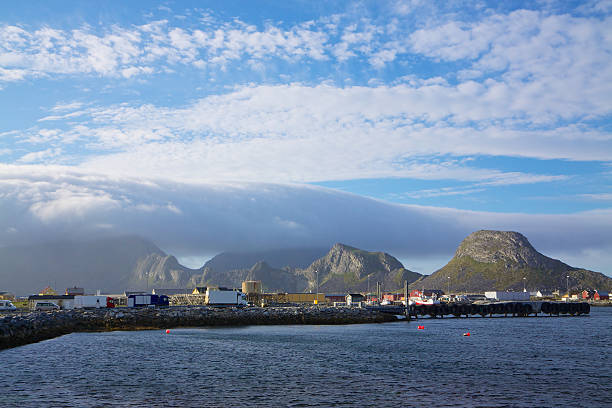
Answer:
413;297;440;306
407;295;441;306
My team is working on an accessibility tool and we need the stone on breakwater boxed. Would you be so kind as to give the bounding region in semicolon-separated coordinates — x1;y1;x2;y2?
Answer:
0;306;396;350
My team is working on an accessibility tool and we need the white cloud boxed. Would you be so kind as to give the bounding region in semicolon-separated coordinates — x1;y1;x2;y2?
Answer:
17;147;62;163
408;10;612;120
395;187;486;199
580;193;612;201
1;3;610;103
0;17;333;82
10;83;599;184
0;165;611;274
51;102;84;112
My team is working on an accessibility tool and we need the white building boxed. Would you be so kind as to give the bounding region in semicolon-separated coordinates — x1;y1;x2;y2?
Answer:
484;291;530;301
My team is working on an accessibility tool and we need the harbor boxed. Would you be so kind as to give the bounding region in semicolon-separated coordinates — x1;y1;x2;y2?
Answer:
0;298;591;351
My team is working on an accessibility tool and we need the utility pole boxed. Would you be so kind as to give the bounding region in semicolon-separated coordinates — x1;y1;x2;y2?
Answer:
404;279;408;318
315;269;319;305
447;276;451;296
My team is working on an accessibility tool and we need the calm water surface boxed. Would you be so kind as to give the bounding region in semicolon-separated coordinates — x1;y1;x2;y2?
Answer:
1;308;611;407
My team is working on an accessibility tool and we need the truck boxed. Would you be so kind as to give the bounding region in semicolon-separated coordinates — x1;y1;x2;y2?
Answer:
127;294;169;308
205;288;247;306
74;295;115;309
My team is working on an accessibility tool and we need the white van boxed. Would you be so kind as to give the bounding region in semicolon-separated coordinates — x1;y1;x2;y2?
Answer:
34;302;60;311
0;300;17;311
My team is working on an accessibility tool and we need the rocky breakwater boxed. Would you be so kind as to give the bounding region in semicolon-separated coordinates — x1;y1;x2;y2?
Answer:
0;306;397;350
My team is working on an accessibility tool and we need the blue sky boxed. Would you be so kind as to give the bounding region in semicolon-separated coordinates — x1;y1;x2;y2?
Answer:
1;1;611;274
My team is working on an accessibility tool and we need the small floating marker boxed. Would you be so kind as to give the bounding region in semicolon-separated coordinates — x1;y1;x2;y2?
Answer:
463;332;470;336
166;329;171;334
418;325;425;330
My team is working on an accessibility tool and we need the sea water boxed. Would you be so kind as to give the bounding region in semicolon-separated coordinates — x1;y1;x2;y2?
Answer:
1;307;611;407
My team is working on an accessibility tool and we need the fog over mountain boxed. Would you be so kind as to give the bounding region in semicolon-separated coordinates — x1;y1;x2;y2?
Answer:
0;236;199;295
202;248;328;273
0;167;612;284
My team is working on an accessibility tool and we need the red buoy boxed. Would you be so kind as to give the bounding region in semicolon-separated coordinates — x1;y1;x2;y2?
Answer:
166;329;171;334
463;332;470;336
418;325;424;330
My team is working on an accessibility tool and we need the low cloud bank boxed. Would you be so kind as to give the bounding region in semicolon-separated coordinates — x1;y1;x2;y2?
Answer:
1;165;611;275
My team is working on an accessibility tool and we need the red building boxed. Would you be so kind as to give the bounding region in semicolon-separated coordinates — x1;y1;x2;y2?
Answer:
410;289;444;298
594;291;610;301
582;290;594;299
383;293;403;302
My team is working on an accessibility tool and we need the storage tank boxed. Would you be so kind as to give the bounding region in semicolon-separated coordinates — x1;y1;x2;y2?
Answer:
242;280;262;294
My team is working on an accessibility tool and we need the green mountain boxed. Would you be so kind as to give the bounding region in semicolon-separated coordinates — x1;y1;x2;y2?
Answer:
301;243;422;293
412;230;612;293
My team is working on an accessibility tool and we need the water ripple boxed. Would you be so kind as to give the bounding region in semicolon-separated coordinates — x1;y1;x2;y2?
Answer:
1;309;611;407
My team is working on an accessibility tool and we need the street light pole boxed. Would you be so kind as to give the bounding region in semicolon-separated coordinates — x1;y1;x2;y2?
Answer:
566;275;570;296
523;277;526;292
447;276;450;296
315;269;319;305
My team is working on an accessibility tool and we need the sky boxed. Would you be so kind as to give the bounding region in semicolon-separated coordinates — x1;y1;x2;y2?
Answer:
0;0;611;275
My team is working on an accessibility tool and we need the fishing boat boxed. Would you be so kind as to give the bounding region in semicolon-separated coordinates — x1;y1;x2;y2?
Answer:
413;297;440;306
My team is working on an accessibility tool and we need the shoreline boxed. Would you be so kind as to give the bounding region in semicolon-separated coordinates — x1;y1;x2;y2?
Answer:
0;306;397;351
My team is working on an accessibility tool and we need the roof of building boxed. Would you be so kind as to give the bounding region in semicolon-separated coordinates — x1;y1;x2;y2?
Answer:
152;288;192;295
28;295;75;300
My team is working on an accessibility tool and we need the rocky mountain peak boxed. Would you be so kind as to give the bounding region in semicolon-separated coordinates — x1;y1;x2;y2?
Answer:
330;242;357;252
454;230;556;269
249;260;272;273
412;230;612;293
303;243;420;292
325;243;403;269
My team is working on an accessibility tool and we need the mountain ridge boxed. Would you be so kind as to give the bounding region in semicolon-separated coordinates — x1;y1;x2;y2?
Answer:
413;230;612;293
2;232;610;295
300;243;422;293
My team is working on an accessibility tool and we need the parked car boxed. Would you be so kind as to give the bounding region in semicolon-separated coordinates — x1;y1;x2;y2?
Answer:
0;300;17;311
35;302;60;311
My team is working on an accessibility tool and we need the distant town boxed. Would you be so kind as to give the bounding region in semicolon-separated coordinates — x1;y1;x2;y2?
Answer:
1;279;609;313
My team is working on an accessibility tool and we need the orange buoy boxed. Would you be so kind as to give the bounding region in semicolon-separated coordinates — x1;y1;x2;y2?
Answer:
166;329;170;334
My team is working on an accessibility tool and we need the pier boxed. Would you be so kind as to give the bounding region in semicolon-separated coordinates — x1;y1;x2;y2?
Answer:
368;301;590;318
